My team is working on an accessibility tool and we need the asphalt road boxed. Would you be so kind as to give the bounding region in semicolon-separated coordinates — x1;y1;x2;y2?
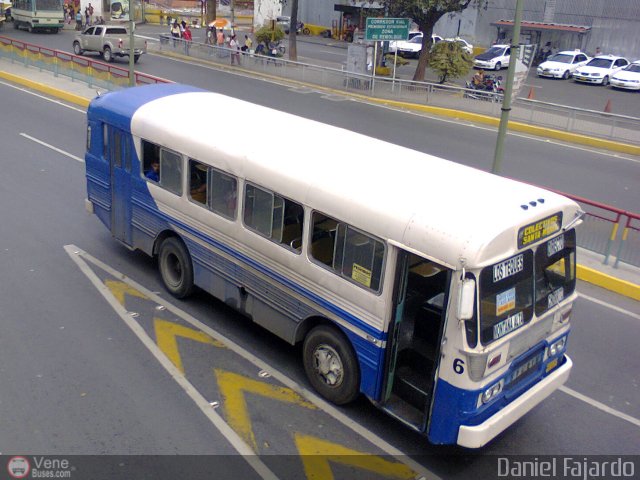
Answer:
1;45;639;479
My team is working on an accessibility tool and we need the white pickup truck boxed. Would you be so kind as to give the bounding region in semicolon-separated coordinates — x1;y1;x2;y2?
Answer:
73;24;146;63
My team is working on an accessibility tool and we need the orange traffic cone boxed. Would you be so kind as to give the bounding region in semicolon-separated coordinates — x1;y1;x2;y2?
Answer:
604;99;612;113
527;87;535;100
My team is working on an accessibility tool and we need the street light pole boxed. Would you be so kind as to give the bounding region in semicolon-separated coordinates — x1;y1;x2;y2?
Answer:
491;0;524;175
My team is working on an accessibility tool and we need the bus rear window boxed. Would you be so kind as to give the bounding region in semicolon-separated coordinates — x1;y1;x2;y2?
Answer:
535;230;576;315
479;251;534;345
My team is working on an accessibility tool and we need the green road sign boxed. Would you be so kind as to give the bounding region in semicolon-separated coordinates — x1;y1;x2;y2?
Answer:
365;18;410;41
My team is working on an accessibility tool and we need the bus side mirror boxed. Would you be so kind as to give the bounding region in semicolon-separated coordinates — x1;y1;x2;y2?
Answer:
458;278;476;321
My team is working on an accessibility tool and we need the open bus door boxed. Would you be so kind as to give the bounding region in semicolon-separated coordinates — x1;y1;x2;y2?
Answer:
381;250;450;431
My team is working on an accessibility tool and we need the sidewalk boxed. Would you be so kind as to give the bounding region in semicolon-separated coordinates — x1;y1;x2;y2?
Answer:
0;55;638;301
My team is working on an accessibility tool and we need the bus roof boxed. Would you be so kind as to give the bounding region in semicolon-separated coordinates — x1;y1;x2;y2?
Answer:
89;84;581;269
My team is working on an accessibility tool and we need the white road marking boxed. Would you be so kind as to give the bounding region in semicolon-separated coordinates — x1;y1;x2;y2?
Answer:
20;133;84;163
0;80;86;113
578;292;640;320
64;244;438;480
560;386;640;428
64;245;280;480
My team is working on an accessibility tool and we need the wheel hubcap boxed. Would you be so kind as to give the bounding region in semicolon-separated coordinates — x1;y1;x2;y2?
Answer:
165;253;182;286
313;344;343;387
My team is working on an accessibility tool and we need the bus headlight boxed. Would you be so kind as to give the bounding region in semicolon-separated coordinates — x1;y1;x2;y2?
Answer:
548;337;567;357
481;380;504;404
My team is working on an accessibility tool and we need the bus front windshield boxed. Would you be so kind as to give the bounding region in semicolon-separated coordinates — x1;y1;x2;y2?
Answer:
475;230;577;346
535;230;576;315
479;251;534;345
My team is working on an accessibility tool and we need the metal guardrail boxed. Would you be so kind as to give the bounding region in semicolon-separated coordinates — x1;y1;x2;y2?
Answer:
0;35;168;88
0;34;637;269
151;35;640;146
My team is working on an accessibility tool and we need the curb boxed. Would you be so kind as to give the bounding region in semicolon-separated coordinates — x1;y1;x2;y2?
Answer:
577;265;640;301
0;70;91;107
2;61;637;301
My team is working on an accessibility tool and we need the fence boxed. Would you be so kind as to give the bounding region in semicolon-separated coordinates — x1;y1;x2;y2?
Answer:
152;35;640;146
1;35;637;269
0;35;168;89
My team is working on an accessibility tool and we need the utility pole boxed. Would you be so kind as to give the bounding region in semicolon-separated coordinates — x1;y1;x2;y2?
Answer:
128;19;135;87
491;0;524;174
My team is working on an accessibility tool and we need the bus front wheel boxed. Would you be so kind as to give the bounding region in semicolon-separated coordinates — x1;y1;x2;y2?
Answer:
303;325;360;405
158;237;194;299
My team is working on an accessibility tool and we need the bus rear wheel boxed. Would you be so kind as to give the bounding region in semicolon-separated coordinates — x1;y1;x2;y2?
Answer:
158;237;194;299
303;325;360;405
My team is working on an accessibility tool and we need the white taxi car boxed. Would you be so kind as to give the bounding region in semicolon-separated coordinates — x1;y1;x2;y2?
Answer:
536;50;590;79
473;45;510;70
388;33;442;59
610;61;640;90
573;55;629;85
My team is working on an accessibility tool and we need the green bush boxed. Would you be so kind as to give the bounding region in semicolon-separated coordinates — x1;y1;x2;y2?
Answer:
254;24;285;46
429;41;473;84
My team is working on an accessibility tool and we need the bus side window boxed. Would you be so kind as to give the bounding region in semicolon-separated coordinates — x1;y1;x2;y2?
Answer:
310;211;385;292
141;139;182;196
243;184;303;252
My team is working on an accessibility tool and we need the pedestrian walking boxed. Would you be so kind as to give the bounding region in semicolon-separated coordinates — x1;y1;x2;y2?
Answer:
170;20;181;47
75;9;83;30
241;34;252;53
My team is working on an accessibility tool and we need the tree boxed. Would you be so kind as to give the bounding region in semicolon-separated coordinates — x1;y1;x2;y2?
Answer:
383;0;487;82
205;0;216;30
429;40;472;83
280;0;299;61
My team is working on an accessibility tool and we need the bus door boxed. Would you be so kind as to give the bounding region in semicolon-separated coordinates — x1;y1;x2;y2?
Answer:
107;126;132;246
382;250;450;431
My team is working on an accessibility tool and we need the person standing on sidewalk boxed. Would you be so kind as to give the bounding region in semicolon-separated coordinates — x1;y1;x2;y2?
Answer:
229;34;241;65
216;28;225;57
75;9;83;30
182;24;192;55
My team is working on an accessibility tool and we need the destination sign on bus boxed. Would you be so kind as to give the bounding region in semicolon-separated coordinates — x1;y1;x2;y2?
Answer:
518;212;563;249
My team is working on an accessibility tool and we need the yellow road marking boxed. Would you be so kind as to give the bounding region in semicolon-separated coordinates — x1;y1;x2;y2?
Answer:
295;433;417;480
215;369;317;451
154;319;225;373
105;279;148;306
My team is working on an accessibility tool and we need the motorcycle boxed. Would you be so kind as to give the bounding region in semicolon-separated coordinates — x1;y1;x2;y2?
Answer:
464;74;503;102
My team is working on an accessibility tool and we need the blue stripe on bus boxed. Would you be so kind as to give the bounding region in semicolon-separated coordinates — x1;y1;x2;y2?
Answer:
176;212;387;342
428;349;569;444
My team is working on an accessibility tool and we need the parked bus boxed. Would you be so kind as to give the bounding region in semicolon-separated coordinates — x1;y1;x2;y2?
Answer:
11;0;64;33
84;83;583;448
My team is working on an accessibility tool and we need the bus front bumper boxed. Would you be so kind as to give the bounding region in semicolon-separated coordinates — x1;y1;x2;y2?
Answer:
457;355;572;449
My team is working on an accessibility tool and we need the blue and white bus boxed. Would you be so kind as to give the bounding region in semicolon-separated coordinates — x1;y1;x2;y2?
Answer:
84;83;583;448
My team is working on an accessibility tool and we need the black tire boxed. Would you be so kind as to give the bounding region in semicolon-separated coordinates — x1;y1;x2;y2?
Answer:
494;62;501;71
134;54;140;64
302;27;310;35
562;70;570;80
158;237;194;299
73;42;83;55
303;325;360;405
278;45;286;55
102;46;113;62
602;76;609;86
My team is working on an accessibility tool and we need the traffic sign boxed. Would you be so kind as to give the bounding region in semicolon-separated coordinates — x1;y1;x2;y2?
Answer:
365;18;410;41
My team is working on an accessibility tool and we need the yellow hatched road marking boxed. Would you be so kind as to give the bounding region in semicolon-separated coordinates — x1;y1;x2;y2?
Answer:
154;319;225;373
105;279;148;305
294;433;417;480
215;369;317;451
